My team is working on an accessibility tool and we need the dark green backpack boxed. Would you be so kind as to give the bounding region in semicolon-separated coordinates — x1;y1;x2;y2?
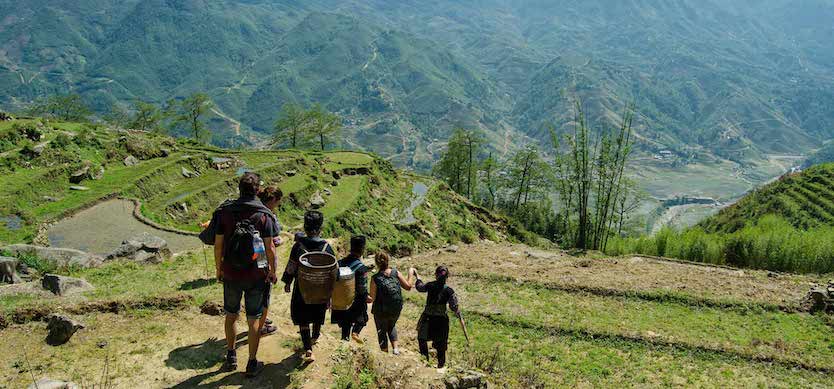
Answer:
374;269;403;314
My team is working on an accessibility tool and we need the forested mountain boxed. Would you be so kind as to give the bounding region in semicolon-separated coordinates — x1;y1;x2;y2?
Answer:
2;0;834;170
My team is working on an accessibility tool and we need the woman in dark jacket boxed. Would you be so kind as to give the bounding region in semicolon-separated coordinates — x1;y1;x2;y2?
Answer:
281;210;335;363
331;235;371;343
415;265;460;368
368;252;414;355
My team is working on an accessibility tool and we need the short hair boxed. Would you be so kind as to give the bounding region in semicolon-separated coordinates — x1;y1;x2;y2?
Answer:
375;251;390;271
350;235;366;253
435;265;450;282
258;186;283;204
304;210;324;233
239;172;261;197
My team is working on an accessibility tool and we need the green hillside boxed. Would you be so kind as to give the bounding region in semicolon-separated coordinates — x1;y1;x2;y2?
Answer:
3;0;834;174
0;118;533;252
700;163;834;233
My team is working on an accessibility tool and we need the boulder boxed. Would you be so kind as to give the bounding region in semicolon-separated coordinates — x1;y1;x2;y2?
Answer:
69;165;90;184
69;185;89;191
181;166;200;178
28;379;79;389
160;148;171;157
0;256;22;284
331;171;341;179
32;143;46;156
91;166;104;180
285;169;298;177
106;233;171;264
445;245;459;253
42;196;60;202
42;274;94;296
444;370;488;389
45;314;85;346
211;157;234;170
322;188;332;196
123;155;139;166
309;192;326;209
3;244;103;268
331;180;339;187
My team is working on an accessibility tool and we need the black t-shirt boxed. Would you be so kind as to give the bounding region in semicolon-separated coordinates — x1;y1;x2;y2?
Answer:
218;197;279;281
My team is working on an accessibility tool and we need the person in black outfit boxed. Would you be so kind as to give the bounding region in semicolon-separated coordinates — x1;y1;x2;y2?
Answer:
331;235;371;343
281;210;335;363
415;265;460;369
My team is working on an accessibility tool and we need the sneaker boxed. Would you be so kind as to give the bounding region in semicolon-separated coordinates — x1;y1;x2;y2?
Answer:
350;333;364;344
260;324;278;337
224;350;238;370
265;318;273;326
245;359;265;378
392;348;401;356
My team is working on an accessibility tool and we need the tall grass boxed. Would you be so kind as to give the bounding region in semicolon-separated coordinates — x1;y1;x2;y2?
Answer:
606;215;834;274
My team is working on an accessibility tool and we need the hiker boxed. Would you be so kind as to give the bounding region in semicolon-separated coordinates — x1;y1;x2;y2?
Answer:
281;210;335;363
213;172;279;377
368;252;414;355
331;235;371;343
256;185;284;337
415;266;460;368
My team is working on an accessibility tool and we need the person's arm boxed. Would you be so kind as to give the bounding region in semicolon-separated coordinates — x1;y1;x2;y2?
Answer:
415;278;428;293
448;289;461;318
397;269;414;291
214;234;224;281
264;235;277;283
357;267;370;300
281;244;298;292
368;277;376;303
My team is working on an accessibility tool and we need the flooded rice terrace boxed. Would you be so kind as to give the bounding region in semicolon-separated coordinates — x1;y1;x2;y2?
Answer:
397;182;428;225
48;199;202;255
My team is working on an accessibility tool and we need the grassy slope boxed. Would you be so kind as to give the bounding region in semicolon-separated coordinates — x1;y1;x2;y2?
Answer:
700;163;834;233
2;244;834;387
0;119;533;255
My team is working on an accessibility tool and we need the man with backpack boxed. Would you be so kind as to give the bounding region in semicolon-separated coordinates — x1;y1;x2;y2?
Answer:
212;172;279;377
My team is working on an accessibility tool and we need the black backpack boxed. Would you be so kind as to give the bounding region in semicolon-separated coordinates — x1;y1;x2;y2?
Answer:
374;269;403;314
199;199;273;245
224;212;264;272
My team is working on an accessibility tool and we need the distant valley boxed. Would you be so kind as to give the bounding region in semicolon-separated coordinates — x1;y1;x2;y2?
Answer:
2;0;834;226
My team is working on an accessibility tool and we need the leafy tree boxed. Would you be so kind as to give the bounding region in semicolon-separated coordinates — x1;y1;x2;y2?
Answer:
505;145;549;213
27;94;91;122
129;100;165;134
307;104;341;151
479;152;499;209
104;103;131;128
273;103;310;148
174;93;213;142
434;128;481;199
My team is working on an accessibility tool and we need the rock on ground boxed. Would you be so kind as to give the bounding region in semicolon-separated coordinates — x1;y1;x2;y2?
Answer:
0;256;21;284
41;274;94;296
124;155;139;166
45;314;85;346
106;233;171;264
309;192;326;208
3;244;103;268
28;378;80;389
444;370;488;389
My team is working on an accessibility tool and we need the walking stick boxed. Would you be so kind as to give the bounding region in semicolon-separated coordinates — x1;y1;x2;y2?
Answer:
458;313;471;346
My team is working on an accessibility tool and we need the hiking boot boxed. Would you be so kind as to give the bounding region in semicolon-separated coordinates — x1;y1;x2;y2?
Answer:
245;359;265;378
351;333;364;344
223;350;238;371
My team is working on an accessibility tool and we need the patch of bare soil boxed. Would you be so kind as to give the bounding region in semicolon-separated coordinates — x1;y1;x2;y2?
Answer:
400;242;823;309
